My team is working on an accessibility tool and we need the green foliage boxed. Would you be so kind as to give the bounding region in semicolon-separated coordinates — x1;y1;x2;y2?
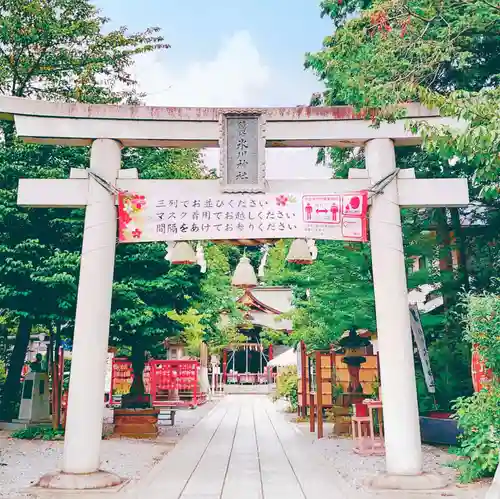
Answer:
275;367;299;411
452;385;500;483
167;308;207;357
266;240;375;350
448;292;500;482
413;88;500;200
463;292;500;375
11;426;64;441
0;0;169;103
259;328;291;349
416;339;472;412
106;146;209;371
0;0;169;418
308;0;499;200
0;359;6;385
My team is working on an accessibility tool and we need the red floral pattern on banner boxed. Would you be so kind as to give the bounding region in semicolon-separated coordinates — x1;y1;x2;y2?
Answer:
118;192;147;242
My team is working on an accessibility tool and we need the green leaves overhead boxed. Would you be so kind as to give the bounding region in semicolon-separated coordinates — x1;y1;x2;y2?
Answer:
0;0;169;103
264;240;376;350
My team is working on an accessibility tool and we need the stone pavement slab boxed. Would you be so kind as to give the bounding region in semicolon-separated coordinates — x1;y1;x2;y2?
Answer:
130;394;352;499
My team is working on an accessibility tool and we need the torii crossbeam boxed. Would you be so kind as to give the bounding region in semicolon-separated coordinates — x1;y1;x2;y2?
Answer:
2;96;468;491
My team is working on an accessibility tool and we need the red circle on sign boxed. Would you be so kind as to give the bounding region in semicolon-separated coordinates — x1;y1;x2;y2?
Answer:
350;196;360;209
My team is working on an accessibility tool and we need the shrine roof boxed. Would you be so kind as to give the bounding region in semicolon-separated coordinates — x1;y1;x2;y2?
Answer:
0;96;439;122
238;287;293;315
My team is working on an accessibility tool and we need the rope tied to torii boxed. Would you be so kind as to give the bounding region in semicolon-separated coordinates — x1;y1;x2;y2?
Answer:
87;170;121;195
367;168;400;200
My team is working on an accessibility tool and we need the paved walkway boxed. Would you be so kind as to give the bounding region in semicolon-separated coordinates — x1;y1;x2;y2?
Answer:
133;395;352;499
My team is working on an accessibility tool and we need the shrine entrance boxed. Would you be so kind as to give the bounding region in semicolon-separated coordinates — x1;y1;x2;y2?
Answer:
5;96;470;491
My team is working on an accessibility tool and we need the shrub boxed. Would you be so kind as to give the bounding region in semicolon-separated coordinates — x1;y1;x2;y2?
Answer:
452;385;500;482
11;426;64;441
276;367;298;411
450;292;500;483
463;292;500;374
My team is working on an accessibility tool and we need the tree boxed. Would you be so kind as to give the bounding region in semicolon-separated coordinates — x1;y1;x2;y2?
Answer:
264;240;376;350
0;144;85;418
305;0;499;410
0;0;168;103
0;0;170;418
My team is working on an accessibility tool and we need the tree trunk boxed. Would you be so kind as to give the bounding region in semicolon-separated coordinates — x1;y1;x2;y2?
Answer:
121;343;149;408
129;343;145;397
51;324;62;429
450;207;470;291
0;316;32;420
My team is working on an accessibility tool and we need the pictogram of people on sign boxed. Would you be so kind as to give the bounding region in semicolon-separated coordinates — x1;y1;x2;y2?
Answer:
305;202;313;220
330;203;339;221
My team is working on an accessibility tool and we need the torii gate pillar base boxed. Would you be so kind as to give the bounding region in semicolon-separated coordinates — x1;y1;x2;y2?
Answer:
37;470;124;490
367;472;448;491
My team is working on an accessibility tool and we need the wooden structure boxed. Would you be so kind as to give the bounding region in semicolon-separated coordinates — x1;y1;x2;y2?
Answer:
149;360;206;408
113;408;160;439
297;341;379;417
109;358;205;409
352;399;385;455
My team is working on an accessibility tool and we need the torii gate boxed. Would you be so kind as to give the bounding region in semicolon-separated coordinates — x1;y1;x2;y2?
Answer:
1;96;468;490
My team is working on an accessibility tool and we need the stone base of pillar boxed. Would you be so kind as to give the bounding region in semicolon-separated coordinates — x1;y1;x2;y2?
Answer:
37;470;124;490
366;472;448;491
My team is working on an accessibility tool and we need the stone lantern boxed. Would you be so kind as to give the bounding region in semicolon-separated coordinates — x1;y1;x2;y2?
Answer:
338;327;371;395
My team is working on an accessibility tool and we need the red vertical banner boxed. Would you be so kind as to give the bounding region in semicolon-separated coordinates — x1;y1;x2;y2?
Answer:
471;344;493;392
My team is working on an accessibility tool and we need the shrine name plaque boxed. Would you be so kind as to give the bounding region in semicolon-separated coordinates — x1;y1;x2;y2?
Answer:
220;113;266;193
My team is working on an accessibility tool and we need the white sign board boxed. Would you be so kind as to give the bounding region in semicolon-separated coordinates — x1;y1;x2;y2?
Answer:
104;352;114;394
119;192;368;243
409;304;436;394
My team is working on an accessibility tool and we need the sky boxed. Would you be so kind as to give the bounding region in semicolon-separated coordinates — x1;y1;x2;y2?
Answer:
93;0;334;179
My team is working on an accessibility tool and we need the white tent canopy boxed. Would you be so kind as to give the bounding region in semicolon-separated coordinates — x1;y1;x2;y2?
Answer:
267;348;297;368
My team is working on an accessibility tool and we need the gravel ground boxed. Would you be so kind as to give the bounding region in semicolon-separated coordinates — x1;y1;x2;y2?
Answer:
0;399;217;498
278;401;491;499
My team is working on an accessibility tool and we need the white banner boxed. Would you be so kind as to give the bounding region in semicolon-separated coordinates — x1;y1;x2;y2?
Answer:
409;304;436;393
118;191;368;243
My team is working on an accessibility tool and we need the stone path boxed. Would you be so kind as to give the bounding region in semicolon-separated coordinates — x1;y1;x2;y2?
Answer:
132;395;352;499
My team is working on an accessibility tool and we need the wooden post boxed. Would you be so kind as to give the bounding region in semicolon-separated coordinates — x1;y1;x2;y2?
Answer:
149;361;157;408
300;341;308;417
316;351;324;439
222;349;227;384
309;392;315;433
376;352;382;399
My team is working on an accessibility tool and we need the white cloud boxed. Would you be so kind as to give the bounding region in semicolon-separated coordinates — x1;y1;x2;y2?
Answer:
133;30;332;180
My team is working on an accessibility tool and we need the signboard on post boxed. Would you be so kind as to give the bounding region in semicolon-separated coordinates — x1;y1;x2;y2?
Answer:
409;304;436;394
118;191;368;243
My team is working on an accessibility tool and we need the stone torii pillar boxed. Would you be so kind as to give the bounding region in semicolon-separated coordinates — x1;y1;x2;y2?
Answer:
42;139;124;488
3;96;468;490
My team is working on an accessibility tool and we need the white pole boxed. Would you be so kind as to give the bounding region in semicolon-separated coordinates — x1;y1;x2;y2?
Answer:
365;138;422;475
486;464;500;499
62;139;121;474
